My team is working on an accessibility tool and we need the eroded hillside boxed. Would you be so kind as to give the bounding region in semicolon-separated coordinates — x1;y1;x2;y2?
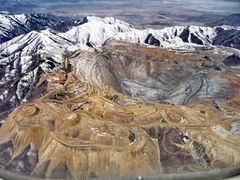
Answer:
0;41;240;179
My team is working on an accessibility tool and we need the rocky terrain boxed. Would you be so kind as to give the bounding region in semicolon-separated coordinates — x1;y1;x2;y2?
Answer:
0;13;240;179
1;14;240;123
0;13;74;43
0;40;240;179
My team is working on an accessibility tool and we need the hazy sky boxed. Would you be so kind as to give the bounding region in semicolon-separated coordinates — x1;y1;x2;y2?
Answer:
164;0;240;12
1;0;240;13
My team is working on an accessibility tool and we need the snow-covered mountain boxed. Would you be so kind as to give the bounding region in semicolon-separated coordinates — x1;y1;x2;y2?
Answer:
112;25;240;49
0;14;240;123
112;26;216;48
0;12;73;43
62;16;133;47
0;28;94;122
1;15;239;54
213;26;240;50
0;16;135;122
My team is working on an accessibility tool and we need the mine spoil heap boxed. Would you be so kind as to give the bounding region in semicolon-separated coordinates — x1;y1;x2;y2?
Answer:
0;41;240;179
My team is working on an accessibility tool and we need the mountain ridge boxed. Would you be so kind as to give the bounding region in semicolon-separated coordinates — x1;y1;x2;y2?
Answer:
1;12;240;179
0;13;75;44
0;14;240;123
208;13;240;27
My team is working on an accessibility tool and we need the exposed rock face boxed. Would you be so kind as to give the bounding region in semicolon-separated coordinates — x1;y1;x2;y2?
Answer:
1;15;240;123
145;34;161;46
213;27;240;50
99;41;240;105
223;54;240;66
0;30;72;122
0;41;240;179
0;16;133;122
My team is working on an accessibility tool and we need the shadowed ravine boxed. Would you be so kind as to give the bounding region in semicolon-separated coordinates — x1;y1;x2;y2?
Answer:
0;41;240;179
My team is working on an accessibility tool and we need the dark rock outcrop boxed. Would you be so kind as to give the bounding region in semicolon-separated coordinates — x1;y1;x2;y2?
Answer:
223;54;240;66
145;33;161;46
213;27;240;50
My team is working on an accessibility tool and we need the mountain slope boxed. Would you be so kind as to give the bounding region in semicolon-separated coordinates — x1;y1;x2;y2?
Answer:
62;16;134;47
0;13;73;43
208;13;240;27
0;29;83;122
113;25;216;48
213;26;240;50
112;25;240;50
0;16;134;122
0;15;240;123
1;41;240;178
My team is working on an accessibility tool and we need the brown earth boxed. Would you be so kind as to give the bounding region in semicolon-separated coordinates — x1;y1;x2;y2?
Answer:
0;41;240;179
